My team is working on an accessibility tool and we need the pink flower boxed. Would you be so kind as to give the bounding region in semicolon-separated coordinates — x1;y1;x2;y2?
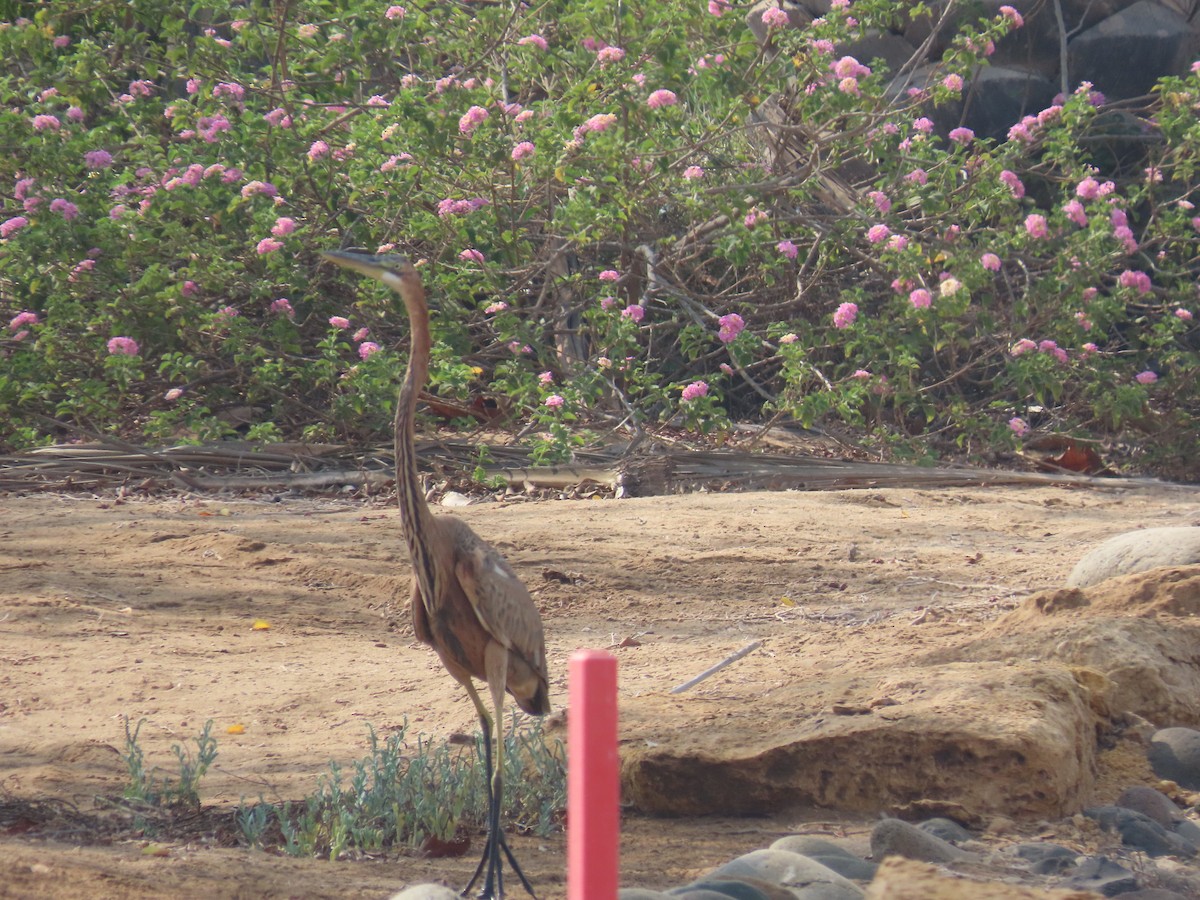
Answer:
539;371;554;385
85;149;113;169
1;216;29;238
912;117;934;134
329;316;351;329
597;46;625;65
761;6;790;28
980;253;1002;271
777;240;799;259
743;209;768;228
779;333;798;344
271;217;297;237
308;140;330;160
838;77;860;96
909;288;932;309
385;5;406;19
1175;308;1194;321
579;113;617;135
867;191;891;214
682;165;704;180
1076;177;1100;200
271;298;295;317
905;168;928;185
708;0;730;15
518;34;548;50
833;301;858;328
459;105;489;135
264;107;292;128
622;304;645;323
212;81;245;101
681;381;709;401
718;313;745;343
31;114;61;131
647;89;678;109
1008;417;1029;437
484;301;508;314
1135;370;1158;385
1000;170;1025;198
9;311;39;330
49;198;79;220
458;248;485;263
852;369;871;379
948;126;975;145
164;388;184;401
1063;199;1087;227
544;394;565;408
1081;342;1098;355
1118;269;1152;294
241;180;279;200
999;5;1024;27
1024;214;1048;239
887;235;909;252
106;336;139;356
1075;312;1092;331
358;341;381;359
599;269;620;282
353;327;371;342
256;237;283;255
1010;338;1037;356
867;224;890;244
511;141;535;161
943;74;964;92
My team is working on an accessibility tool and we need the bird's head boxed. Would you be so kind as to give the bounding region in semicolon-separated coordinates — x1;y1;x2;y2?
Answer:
319;249;422;298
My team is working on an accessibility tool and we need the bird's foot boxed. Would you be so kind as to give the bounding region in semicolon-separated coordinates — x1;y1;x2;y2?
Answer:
462;826;536;900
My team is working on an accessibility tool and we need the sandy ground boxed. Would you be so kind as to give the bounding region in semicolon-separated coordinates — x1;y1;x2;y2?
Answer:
1;479;1198;898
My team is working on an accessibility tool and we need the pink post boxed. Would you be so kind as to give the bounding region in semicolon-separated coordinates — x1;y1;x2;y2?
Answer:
568;649;619;900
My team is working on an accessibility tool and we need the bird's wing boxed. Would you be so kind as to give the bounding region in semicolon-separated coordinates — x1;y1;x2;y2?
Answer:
454;542;546;672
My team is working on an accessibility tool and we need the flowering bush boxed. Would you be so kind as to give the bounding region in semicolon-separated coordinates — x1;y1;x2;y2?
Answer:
0;2;1196;475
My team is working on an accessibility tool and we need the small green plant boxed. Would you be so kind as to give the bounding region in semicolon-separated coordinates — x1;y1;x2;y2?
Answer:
237;715;565;859
120;717;218;811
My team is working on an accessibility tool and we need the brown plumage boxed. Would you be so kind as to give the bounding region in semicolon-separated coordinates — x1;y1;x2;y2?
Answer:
320;249;548;899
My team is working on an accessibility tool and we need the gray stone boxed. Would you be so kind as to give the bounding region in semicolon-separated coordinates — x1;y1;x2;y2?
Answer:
1067;527;1200;588
791;886;864;900
706;849;863;896
668;881;782;900
1068;1;1200;102
1062;856;1139;896
1120;890;1192;900
1149;727;1200;790
672;891;753;900
1117;785;1183;827
916;817;973;844
870;817;973;864
388;887;462;900
960;66;1059;143
769;836;879;880
620;891;676;900
1084;806;1197;858
1014;841;1079;874
1173;818;1200;845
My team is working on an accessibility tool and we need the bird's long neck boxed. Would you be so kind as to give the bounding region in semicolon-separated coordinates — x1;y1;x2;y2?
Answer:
394;280;439;604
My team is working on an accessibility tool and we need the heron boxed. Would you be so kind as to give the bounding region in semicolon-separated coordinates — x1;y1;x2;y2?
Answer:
320;249;550;899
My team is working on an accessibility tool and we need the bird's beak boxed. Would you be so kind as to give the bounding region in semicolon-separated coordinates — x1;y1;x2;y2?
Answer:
319;249;405;279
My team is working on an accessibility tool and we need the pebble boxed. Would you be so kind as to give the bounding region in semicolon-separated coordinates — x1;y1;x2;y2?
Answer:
705;849;864;898
1061;856;1139;896
1013;842;1077;875
1084;805;1198;858
1117;786;1183;827
869;817;974;864
1149;727;1200;790
769;836;879;881
388;886;461;900
916;817;973;844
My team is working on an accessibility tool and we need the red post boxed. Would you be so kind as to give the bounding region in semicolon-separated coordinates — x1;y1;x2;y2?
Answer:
568;649;619;900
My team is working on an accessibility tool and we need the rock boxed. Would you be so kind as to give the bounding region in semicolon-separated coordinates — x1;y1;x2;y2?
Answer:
388;887;461;900
1061;856;1139;896
863;856;1106;899
1084;806;1197;858
1149;728;1200;790
668;879;795;900
925;566;1200;727
1068;1;1200;102
1014;842;1078;875
1173;818;1200;845
770;836;879;881
870;818;973;864
621;663;1103;819
1116;786;1182;827
706;849;863;897
620;891;676;900
916;817;973;844
1120;890;1192;900
1066;527;1200;588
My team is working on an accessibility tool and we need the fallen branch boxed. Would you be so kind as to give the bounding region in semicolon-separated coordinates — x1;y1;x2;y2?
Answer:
669;640;762;694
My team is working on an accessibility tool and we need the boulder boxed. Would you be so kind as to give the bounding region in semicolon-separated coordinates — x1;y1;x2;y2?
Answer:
1066;527;1200;588
620;662;1102;819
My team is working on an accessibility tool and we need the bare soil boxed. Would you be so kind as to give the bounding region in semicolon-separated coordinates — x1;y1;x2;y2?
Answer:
1;481;1197;898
